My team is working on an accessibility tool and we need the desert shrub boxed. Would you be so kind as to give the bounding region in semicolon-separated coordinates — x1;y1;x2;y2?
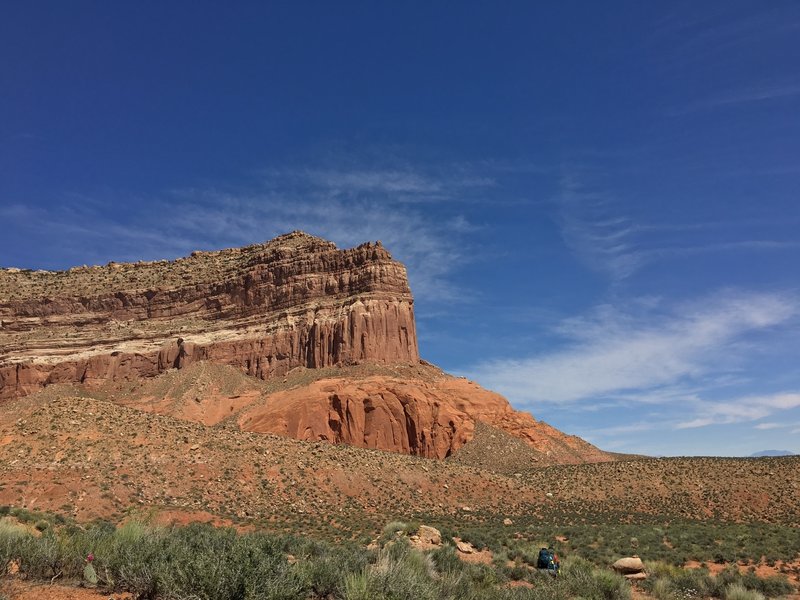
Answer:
649;566;714;599
559;556;630;600
464;561;502;588
294;546;370;598
34;520;50;532
458;528;494;552
360;546;440;600
502;561;530;581
0;512;792;600
429;543;464;575
9;508;35;524
380;521;407;543
402;520;421;536
0;519;30;570
14;530;64;579
586;569;631;600
725;583;766;600
342;569;370;600
738;572;794;598
651;578;673;600
643;560;682;581
641;561;794;600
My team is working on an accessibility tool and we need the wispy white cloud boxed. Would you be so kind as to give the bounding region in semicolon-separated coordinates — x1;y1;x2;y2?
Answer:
677;393;800;429
556;174;642;280
466;290;799;407
259;164;496;203
584;422;656;436
669;82;800;115
556;170;800;281
754;422;784;430
655;6;800;72
158;189;469;301
1;159;502;302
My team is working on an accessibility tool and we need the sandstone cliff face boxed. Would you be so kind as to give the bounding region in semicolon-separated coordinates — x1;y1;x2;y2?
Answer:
235;368;612;462
0;232;418;400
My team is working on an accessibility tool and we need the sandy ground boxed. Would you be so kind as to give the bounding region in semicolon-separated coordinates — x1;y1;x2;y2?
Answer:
0;579;133;600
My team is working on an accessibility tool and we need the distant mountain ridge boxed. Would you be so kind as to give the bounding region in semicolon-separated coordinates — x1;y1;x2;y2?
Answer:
750;450;795;457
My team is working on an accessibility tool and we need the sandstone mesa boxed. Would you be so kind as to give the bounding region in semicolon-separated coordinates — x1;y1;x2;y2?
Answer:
0;231;609;462
0;232;416;399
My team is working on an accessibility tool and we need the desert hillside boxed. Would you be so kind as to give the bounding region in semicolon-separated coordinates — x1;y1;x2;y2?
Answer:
1;383;797;531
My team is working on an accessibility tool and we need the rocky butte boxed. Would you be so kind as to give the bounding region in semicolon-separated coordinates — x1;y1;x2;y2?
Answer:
0;232;416;397
0;231;611;463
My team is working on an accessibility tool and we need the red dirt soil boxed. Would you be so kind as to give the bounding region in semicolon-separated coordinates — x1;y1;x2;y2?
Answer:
1;579;132;600
685;559;800;586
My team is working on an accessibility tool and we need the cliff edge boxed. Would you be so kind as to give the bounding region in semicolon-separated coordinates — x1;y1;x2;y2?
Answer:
0;231;418;400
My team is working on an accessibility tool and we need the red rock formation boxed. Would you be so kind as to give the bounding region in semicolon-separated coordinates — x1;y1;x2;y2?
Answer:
0;232;614;465
236;370;612;462
0;232;418;400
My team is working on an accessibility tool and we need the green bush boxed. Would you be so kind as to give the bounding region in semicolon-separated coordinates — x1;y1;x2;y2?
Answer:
343;569;370;600
381;521;407;540
640;560;796;600
725;583;766;600
651;578;673;600
584;569;631;600
34;520;50;532
429;544;464;576
742;573;794;598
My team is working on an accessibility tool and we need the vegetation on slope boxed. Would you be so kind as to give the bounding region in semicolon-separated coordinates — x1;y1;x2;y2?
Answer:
1;509;797;600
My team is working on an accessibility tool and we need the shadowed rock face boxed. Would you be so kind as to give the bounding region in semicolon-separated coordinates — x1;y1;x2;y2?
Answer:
0;232;418;400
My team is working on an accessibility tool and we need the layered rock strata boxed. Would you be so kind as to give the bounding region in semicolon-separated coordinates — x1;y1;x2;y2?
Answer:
0;232;418;400
236;371;612;461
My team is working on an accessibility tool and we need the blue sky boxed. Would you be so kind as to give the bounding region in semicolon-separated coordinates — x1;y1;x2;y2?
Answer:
2;2;799;456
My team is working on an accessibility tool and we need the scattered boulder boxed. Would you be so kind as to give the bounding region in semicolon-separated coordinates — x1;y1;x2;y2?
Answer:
456;539;477;554
624;572;648;581
612;556;646;579
453;537;494;564
417;525;442;546
409;525;442;550
503;518;514;526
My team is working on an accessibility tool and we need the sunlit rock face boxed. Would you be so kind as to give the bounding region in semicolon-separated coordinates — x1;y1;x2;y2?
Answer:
0;231;418;400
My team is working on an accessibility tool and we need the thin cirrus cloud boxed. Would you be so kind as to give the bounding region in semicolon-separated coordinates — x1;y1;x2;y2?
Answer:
754;422;784;430
556;173;799;281
668;82;800;115
160;163;494;301
161;190;468;301
677;393;800;429
556;174;643;280
1;164;488;303
465;290;799;409
259;165;497;202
